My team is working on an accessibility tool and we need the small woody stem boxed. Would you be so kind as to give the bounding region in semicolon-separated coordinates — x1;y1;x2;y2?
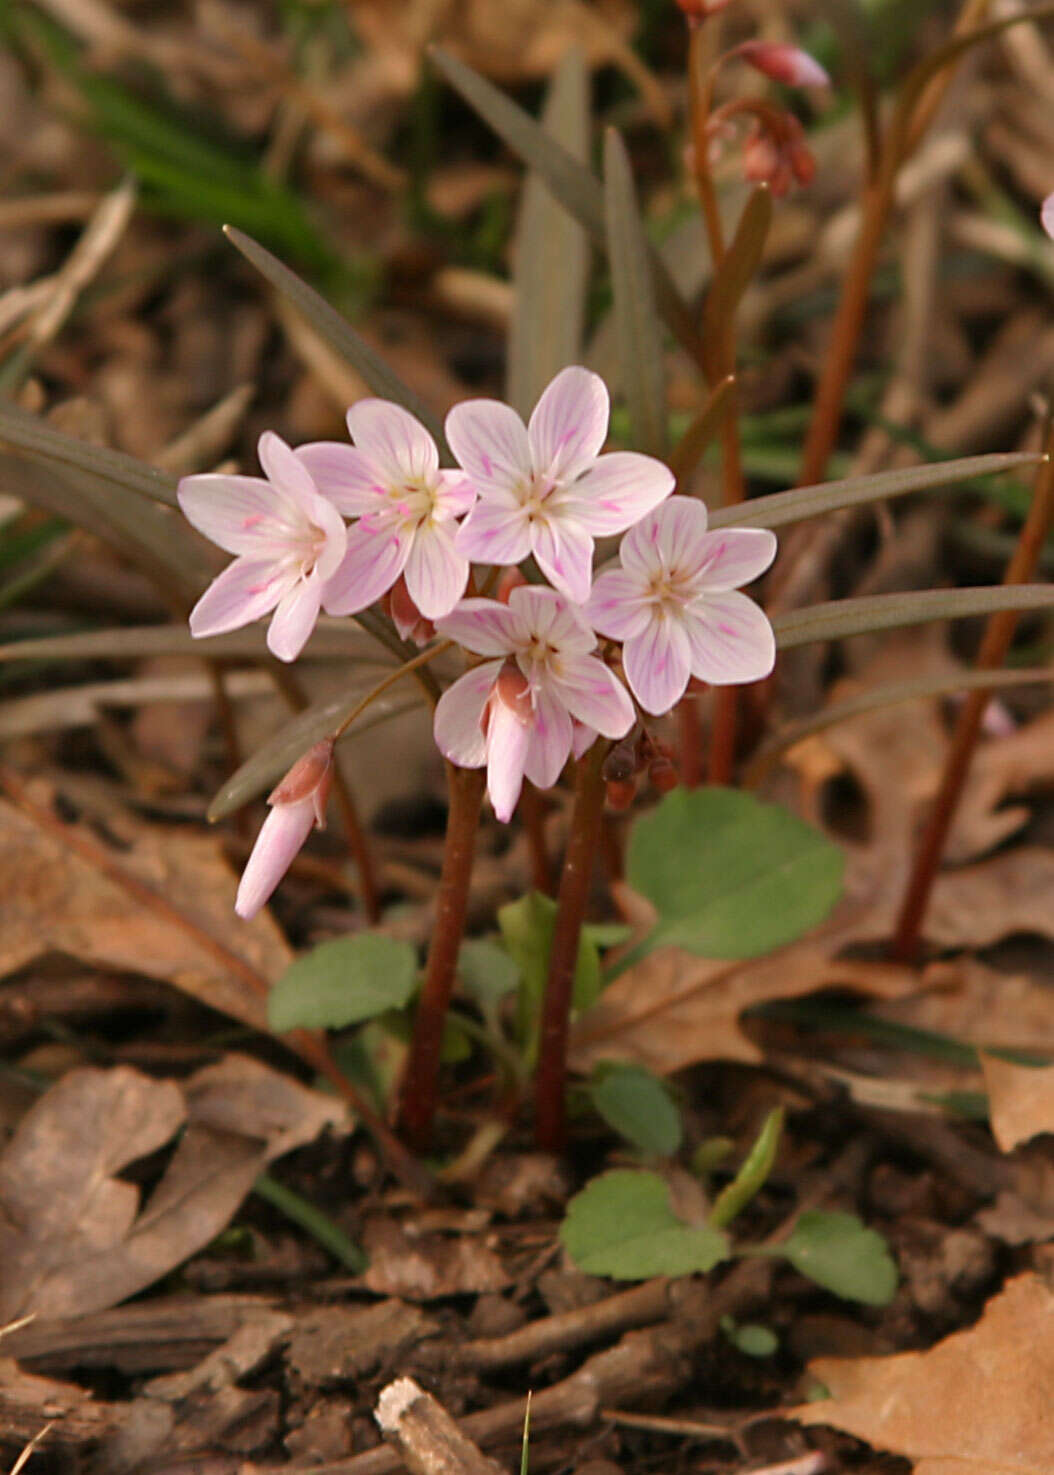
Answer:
399;763;486;1150
891;435;1054;964
534;743;608;1151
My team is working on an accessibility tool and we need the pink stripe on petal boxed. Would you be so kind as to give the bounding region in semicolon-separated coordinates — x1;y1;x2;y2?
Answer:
321;524;409;616
403;523;468;620
522;685;574;790
690;527;777;592
258;431;320;511
445;398;532;499
527;367;609;482
530;516;594;605
433;661;503;769
346;399;439;482
683;591;775;685
564;451;674;536
188;557;290;638
508;584;596;652
552;655;635;739
455;500;532;566
435;597;524;656
296;442;388;516
177;474;293;556
585;568;652;642
623;613;693;716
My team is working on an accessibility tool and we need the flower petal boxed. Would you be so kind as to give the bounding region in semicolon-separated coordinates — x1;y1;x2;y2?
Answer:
257;430;321;511
623;611;693;715
235;800;316;919
434;469;477;519
564;452;674;535
586;568;653;642
310;493;349;582
683;591;776;685
268;575;323;661
551;654;635;739
527;366;609;481
455;500;532;566
188;557;292;638
434;661;503;768
445;398;532;501
178;474;297;556
435;597;523;656
403;522;469;619
690;527;777;592
295;442;388;516
522;684;574;790
530;515;595;605
485;699;531;822
346;399;439;481
571;720;597;761
505;584;596;653
321;524;409;616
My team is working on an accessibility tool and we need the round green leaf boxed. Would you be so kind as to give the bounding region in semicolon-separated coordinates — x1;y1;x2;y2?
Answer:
268;935;418;1033
589;1064;683;1157
626;788;844;959
560;1169;729;1280
780;1210;898;1306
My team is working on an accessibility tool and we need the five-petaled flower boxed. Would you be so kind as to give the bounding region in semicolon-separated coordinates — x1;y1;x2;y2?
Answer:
434;586;635;821
297;400;475;621
586;496;777;715
236;740;334;919
449;367;674;605
178;432;347;662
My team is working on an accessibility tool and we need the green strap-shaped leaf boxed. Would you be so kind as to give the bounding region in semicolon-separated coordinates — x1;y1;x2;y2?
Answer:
671;375;736;488
604;129;667;457
507;50;590;418
0;403;179;508
0;621;380;665
225;227;449;455
429;46;704;367
709;451;1043;531
701;186;772;384
773;584;1054;650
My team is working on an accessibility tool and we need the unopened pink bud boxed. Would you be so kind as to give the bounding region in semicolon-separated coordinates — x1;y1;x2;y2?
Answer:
675;0;733;22
496;567;528;604
494;659;533;725
237;740;334;918
387;576;436;647
1042;193;1054;241
737;41;830;89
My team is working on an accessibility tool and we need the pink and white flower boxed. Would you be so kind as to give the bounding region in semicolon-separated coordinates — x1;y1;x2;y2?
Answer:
297;400;475;621
236;740;334;919
434;585;635;821
1043;193;1054;240
586;497;777;715
735;41;830;90
447;366;674;606
178;432;347;662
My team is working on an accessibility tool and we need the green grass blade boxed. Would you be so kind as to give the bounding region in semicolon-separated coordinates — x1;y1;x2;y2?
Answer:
252;1172;366;1272
0;403;179;508
773;584;1054;650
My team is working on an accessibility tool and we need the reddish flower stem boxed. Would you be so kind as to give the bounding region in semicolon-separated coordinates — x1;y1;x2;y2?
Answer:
891;435;1054;963
678;694;703;788
399;762;486;1149
535;743;608;1151
520;781;553;895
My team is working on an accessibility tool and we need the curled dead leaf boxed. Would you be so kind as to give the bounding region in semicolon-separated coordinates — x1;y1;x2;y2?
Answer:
980;1053;1054;1152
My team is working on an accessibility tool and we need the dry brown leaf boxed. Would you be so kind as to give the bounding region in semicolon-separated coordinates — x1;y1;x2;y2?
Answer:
980;1054;1054;1152
0;1057;345;1321
0;787;289;1032
359;1217;511;1300
875;959;1054;1057
976;1150;1054;1245
793;1273;1054;1474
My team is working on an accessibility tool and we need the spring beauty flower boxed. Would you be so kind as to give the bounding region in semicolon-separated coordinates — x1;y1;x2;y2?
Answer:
236;740;334;919
178;432;346;662
297;400;475;621
735;41;830;89
586;496;777;715
448;366;675;605
433;585;635;821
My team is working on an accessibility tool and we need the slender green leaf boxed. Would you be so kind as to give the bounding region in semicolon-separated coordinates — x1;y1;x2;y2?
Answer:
589;1063;683;1157
561;1170;730;1279
268;935;419;1033
225;227;448;454
701;187;772;383
773;584;1054;651
670;375;736;488
709;1108;783;1229
429;47;704;366
507;50;590;417
252;1172;366;1271
775;1211;898;1306
208;687;422;821
604;129;667;457
0;404;179;507
709;453;1043;532
0;621;382;665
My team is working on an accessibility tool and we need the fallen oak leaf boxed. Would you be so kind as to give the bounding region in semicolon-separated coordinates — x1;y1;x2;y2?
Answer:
792;1273;1054;1474
980;1053;1054;1152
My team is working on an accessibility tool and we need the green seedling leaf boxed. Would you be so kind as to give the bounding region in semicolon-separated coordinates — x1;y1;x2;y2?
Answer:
692;1136;735;1175
498;892;605;1059
604;128;667;457
429;47;703;365
268;935;418;1033
589;1063;683;1158
622;789;843;967
721;1317;779;1358
777;1210;898;1305
225;227;448;454
0;404;179;508
773;584;1054;651
252;1172;366;1271
709;452;1042;532
507;50;590;418
709;1107;783;1229
457;939;521;1016
561;1169;730;1279
209;685;422;821
701;186;772;384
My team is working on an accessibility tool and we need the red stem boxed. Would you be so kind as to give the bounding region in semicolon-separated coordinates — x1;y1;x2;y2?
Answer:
534;744;608;1151
520;781;553;895
678;694;703;788
399;763;486;1149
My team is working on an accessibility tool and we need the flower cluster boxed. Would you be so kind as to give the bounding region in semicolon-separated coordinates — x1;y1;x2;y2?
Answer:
179;368;777;914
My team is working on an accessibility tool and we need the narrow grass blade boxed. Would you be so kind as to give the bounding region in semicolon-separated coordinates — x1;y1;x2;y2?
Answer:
0;403;179;508
709;452;1043;531
507;50;590;418
773;584;1054;651
748;664;1054;784
0;621;386;664
670;375;735;487
429;47;704;366
252;1172;366;1272
224;227;449;454
701;186;772;383
604;129;667;457
209;688;422;820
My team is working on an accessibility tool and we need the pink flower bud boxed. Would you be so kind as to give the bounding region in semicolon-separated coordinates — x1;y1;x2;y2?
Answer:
496;567;528;604
494;659;533;725
236;739;334;919
736;41;830;89
1042;193;1054;241
387;576;436;647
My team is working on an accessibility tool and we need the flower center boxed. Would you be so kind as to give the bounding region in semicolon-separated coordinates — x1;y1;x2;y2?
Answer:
520;472;557;521
389;476;439;528
647;566;693;614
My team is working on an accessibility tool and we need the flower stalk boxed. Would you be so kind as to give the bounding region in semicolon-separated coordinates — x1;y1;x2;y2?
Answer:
534;742;608;1151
